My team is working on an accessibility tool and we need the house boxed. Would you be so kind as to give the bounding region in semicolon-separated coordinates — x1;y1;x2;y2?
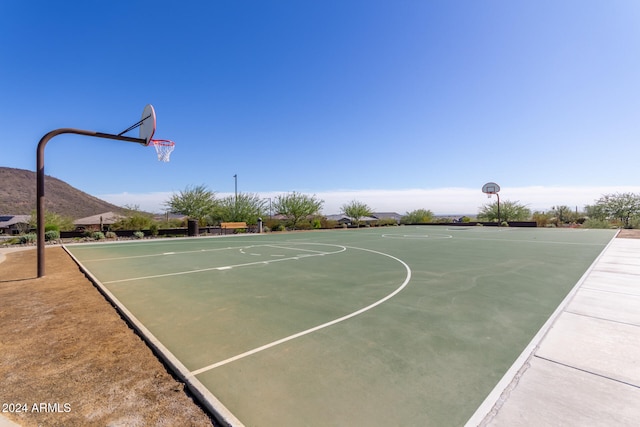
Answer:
0;215;31;234
73;212;125;231
371;212;403;224
325;214;380;226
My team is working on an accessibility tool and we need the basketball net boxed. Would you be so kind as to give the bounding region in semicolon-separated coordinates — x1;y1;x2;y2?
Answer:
150;139;175;162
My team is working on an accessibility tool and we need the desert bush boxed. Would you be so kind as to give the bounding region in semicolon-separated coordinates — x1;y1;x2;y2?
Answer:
92;232;105;240
20;233;36;244
105;231;117;239
295;220;312;230
582;218;612;229
133;231;145;239
44;230;60;241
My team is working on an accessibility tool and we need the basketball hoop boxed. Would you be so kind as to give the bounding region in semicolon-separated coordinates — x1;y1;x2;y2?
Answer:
150;139;175;162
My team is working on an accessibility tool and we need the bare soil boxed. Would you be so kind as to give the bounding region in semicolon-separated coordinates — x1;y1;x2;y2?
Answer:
0;247;217;427
616;228;640;239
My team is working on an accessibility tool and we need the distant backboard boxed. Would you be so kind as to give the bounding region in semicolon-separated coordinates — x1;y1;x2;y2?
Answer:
139;104;156;145
482;182;500;194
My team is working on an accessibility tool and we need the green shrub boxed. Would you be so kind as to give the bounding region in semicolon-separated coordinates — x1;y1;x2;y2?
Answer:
105;231;117;239
582;218;612;229
45;224;59;232
20;233;36;244
149;224;159;236
91;231;105;240
44;230;60;241
501;221;509;227
133;231;145;239
629;218;640;229
312;218;322;229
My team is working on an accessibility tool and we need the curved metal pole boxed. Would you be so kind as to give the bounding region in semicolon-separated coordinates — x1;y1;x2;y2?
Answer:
37;128;146;277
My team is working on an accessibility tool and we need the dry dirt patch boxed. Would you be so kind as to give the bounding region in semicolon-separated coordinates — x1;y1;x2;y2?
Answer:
0;247;216;426
616;228;640;239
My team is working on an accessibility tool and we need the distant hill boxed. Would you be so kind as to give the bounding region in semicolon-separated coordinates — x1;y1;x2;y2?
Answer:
0;167;125;219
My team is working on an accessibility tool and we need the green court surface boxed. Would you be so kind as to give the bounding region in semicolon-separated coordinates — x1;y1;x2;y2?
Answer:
65;226;616;426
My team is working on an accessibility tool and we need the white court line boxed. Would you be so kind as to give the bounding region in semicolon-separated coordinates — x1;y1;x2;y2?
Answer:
264;244;333;254
190;246;412;376
81;246;240;263
102;245;347;284
452;236;605;245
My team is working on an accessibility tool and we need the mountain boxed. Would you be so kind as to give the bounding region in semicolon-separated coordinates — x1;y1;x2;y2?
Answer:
0;167;125;219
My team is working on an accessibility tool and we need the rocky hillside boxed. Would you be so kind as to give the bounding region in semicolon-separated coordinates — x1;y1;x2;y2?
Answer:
0;167;124;219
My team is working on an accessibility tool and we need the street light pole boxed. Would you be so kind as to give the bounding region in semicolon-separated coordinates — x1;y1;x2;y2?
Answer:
233;174;237;204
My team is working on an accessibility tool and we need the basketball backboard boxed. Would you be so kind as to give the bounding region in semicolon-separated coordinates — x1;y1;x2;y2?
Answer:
139;104;156;145
482;182;500;194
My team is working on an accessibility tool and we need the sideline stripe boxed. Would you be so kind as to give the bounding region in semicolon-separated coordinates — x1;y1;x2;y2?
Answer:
102;246;346;284
80;246;242;263
191;246;412;376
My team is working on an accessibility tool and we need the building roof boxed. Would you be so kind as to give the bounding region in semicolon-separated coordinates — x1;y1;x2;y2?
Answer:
0;215;31;228
371;212;403;220
73;212;124;226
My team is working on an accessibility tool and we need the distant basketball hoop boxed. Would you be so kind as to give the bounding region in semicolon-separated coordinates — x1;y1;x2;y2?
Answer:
482;182;500;196
481;182;501;224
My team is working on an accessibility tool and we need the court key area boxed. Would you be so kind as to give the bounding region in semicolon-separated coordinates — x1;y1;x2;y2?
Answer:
64;226;616;426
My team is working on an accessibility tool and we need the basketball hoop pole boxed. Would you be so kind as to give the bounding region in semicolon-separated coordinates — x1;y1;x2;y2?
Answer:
36;128;146;278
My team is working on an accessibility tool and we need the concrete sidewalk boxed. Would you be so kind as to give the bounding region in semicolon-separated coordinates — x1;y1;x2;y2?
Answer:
468;237;640;426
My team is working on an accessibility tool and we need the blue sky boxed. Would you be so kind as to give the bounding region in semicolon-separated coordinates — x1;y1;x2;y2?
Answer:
1;1;639;214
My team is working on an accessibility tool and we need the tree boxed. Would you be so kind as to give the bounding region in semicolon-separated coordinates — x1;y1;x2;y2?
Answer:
584;204;607;221
401;209;434;224
550;205;578;225
112;205;155;231
341;200;372;227
215;193;267;224
594;192;640;228
273;192;324;230
477;200;531;222
164;184;217;224
30;210;74;232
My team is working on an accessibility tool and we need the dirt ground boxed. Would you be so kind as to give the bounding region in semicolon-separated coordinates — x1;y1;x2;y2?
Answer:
616;228;640;239
1;230;639;426
0;247;217;427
